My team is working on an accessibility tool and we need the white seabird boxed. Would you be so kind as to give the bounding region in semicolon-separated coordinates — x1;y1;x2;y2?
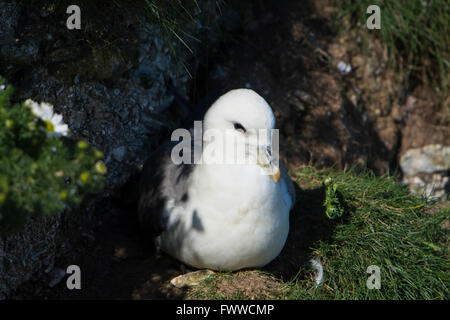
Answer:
138;89;296;271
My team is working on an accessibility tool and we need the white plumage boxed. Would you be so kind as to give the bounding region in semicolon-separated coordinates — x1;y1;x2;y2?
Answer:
138;89;295;271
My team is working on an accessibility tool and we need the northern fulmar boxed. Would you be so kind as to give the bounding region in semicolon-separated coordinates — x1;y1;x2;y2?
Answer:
138;89;296;271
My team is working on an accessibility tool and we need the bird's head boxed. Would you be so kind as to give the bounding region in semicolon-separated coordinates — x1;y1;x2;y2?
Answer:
202;89;280;183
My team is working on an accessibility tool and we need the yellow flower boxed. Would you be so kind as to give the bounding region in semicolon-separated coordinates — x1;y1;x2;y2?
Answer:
77;141;88;150
80;172;89;183
5;119;14;128
94;149;104;159
95;161;107;175
45;120;55;132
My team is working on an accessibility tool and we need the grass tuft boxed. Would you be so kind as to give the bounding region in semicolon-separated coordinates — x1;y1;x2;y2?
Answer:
188;167;449;300
287;167;448;300
333;0;449;100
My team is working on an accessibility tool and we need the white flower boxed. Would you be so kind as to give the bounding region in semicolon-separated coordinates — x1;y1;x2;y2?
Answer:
24;99;69;137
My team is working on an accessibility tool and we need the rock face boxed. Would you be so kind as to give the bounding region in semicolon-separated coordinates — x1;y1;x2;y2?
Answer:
0;2;20;39
0;215;60;299
400;145;450;176
400;145;450;198
0;1;221;299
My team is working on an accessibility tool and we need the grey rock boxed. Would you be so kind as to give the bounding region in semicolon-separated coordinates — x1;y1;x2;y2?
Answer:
218;8;241;33
400;144;450;199
400;144;450;177
337;61;352;74
0;3;20;40
48;268;66;288
210;65;229;80
402;174;449;199
1;42;39;68
40;3;57;18
0;214;59;298
112;146;127;162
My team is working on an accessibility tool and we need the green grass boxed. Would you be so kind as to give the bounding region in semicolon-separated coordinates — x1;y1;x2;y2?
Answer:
188;167;449;300
135;0;204;77
138;0;202;52
334;0;449;100
286;168;448;299
134;0;224;77
39;0;223;78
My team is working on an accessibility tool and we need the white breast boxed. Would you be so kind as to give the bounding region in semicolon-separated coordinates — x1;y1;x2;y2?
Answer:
157;163;291;271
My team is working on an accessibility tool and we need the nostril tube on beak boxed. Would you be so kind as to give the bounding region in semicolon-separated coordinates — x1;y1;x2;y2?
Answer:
265;146;272;160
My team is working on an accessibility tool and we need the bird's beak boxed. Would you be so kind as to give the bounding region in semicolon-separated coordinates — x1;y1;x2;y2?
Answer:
256;145;280;183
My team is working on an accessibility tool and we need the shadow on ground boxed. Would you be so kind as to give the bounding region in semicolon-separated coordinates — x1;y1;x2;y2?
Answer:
264;182;334;280
12;174;336;300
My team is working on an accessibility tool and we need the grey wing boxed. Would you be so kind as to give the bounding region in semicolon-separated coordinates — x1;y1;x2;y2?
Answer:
137;141;195;239
280;164;296;210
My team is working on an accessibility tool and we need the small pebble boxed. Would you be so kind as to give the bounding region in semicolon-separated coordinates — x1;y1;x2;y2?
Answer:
337;61;352;74
170;270;215;288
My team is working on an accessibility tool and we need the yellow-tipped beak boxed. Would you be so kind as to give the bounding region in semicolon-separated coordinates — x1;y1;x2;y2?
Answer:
269;166;281;183
256;146;280;184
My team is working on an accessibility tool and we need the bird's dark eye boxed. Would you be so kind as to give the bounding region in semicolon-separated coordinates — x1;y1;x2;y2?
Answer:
233;122;246;133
